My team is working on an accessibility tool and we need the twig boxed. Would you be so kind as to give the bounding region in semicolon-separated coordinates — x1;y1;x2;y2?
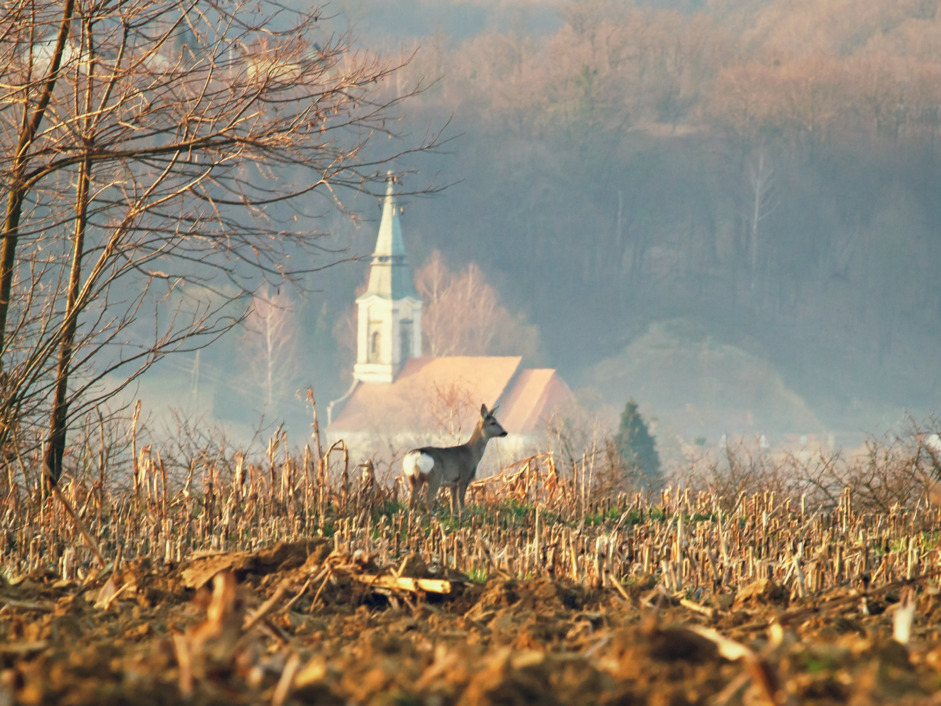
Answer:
309;568;334;613
0;600;54;614
172;633;193;700
680;598;716;620
354;574;453;595
478;537;510;579
242;580;289;633
606;571;633;604
272;652;301;706
42;467;106;569
690;625;783;706
281;575;316;614
95;581;131;611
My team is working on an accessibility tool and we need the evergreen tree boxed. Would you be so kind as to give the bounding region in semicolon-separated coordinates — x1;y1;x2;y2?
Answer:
614;400;662;487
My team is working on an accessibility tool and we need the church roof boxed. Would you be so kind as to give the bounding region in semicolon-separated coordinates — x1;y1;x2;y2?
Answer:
498;368;571;431
330;356;575;437
359;176;417;301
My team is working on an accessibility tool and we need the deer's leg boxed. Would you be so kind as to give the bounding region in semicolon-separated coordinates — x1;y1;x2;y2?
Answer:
408;475;423;512
457;479;471;513
426;474;442;514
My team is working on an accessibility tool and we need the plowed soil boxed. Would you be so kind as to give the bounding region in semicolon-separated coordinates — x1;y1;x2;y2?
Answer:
3;539;941;705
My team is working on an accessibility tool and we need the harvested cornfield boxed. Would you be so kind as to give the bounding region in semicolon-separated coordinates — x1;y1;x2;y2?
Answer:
3;431;941;704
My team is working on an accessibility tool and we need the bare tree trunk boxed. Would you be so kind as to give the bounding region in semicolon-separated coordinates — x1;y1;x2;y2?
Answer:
744;149;776;296
43;152;90;486
0;0;75;357
44;12;96;487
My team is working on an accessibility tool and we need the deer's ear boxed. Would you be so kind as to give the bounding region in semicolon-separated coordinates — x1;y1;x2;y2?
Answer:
480;404;488;418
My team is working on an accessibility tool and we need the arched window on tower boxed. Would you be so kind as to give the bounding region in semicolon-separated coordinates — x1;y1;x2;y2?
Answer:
400;320;412;364
369;330;380;363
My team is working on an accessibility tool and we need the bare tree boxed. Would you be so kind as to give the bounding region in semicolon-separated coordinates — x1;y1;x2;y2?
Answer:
414;250;540;360
243;286;298;412
0;0;440;484
743;148;777;293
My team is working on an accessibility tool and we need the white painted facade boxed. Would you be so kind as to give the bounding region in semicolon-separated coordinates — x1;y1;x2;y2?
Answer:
352;293;422;384
351;175;422;384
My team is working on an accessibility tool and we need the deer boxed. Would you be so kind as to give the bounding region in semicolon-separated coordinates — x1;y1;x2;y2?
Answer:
402;403;508;515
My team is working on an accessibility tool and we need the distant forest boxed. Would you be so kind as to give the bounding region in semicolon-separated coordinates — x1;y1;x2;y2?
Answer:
243;0;941;439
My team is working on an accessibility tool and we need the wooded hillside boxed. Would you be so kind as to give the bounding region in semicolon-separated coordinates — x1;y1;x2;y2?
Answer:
336;0;941;438
183;0;941;442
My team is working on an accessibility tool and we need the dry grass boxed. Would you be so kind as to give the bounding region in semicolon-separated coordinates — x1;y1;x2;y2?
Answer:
3;414;941;606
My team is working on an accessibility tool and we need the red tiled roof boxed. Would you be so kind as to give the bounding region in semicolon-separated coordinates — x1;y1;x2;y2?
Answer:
499;369;574;433
330;356;522;436
329;356;575;437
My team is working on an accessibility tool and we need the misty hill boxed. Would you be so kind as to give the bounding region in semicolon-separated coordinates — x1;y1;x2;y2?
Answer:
186;0;941;445
588;318;825;440
360;0;941;439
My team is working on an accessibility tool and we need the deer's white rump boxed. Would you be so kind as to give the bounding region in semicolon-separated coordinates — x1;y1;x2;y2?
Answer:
403;403;507;513
402;450;435;478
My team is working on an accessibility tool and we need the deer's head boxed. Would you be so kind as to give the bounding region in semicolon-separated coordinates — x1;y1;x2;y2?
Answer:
480;404;508;439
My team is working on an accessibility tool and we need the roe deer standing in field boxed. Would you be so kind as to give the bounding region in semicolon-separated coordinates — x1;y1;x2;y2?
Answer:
402;403;507;514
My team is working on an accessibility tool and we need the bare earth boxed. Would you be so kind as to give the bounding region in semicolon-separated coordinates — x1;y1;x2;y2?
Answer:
2;538;941;705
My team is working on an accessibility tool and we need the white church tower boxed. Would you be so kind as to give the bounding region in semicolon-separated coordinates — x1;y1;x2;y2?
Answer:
352;174;422;384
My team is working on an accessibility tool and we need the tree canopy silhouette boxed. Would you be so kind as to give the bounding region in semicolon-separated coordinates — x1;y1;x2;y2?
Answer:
613;400;662;488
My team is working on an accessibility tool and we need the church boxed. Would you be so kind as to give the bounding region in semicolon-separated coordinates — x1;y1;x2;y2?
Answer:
326;176;576;470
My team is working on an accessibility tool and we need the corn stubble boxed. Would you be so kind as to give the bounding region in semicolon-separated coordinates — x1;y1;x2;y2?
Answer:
3;420;941;704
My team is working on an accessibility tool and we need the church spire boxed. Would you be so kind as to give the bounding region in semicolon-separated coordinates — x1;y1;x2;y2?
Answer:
363;173;417;299
352;173;422;384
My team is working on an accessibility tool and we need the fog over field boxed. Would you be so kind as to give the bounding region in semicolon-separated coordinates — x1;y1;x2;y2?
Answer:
132;0;941;451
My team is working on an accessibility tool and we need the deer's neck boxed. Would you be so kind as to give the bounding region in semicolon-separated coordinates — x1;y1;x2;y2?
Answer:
464;422;489;463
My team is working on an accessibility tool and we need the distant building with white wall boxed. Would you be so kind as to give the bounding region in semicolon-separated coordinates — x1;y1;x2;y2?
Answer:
327;175;575;469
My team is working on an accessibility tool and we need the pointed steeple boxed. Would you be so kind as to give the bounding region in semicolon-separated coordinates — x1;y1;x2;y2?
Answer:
352;173;423;384
363;174;417;300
